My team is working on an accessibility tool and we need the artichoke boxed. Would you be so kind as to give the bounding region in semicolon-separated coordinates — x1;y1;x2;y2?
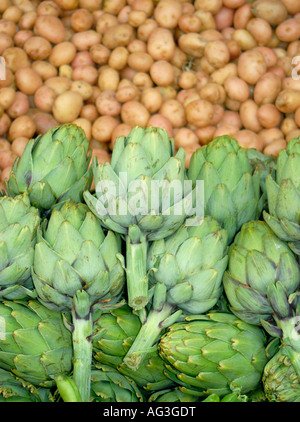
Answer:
263;137;300;255
0;368;52;402
32;200;125;401
0;299;72;387
0;193;40;300
223;220;300;325
263;346;300;402
90;363;144;402
84;126;195;310
6;124;92;215
158;312;268;398
188;136;264;244
93;304;175;393
123;216;228;370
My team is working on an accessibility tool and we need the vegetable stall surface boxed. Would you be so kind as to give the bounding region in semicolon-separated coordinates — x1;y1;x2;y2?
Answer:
1;0;300;191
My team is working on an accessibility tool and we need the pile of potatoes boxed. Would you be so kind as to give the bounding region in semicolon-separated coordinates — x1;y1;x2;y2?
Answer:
0;0;300;191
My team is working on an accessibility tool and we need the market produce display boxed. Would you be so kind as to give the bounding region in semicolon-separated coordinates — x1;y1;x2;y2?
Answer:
0;121;300;403
1;0;300;404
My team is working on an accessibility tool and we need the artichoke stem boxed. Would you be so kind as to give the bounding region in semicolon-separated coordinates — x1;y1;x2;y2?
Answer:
72;290;93;402
123;301;174;371
126;228;149;310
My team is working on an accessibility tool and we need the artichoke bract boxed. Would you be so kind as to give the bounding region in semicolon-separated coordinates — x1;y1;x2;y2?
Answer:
263;347;300;402
223;220;300;325
32;200;125;402
158;313;268;398
0;194;40;300
93;305;175;393
0;300;72;387
188;136;264;244
84;126;195;310
0;368;52;402
90;363;144;402
123;216;228;370
263;137;300;255
6;124;92;215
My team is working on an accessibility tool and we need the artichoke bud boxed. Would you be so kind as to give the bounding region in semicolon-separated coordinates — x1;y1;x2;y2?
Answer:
6;124;92;215
0;193;40;300
188;135;264;244
32;201;125;312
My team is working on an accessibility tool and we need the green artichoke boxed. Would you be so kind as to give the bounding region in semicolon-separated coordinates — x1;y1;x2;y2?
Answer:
32;200;125;402
123;216;228;370
158;312;268;398
32;200;125;312
0;368;52;402
84;126;194;310
90;363;144;402
263;346;300;402
188;136;264;244
6;124;92;215
0;193;40;300
148;388;200;402
0;299;72;387
263;137;300;255
93;304;175;393
223;220;300;325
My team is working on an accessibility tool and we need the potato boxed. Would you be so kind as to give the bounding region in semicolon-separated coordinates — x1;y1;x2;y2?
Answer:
0;87;15;110
174;127;198;149
111;123;132;147
140;87;163;113
15;67;43;95
153;0;182;29
127;52;153;72
45;76;71;95
233;3;252;29
239;99;262;132
2;47;30;72
95;90;121;116
52;91;83;123
70;8;93;31
220;110;242;129
71;30;101;51
235;130;263;151
276;19;300;43
147;27;176;61
214;124;239;138
280;0;300;15
257;104;282;129
275;89;300;114
253;72;282;105
199;83;226;104
18;11;37;31
109;46;129;70
49;42;76;67
246;18;272;46
185;99;214;128
36;1;61;17
29;110;58;134
237;50;266;85
23;36;52;61
11;136;29;157
0;113;11;137
263;139;286;156
8;115;36;140
0;19;16;37
211;63;237;85
224;76;250;102
281;118;298;137
72;65;98;85
121;100;150;128
34;15;66;44
72;118;92;141
177;33;206;58
132;72;153;89
0;150;17;170
102;0;126;15
102;24;135;49
116;83;139;103
178;13;202;33
98;66;120;91
0;33;13;55
204;40;230;69
232;29;257;51
147;113;173;137
92;115;119;143
259;128;283;147
194;0;222;14
71;80;93;101
159;99;186;128
149;60;174;87
34;85;56;112
251;0;287;26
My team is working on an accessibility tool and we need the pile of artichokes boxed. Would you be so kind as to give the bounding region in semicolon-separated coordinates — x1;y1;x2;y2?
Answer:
0;123;300;403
